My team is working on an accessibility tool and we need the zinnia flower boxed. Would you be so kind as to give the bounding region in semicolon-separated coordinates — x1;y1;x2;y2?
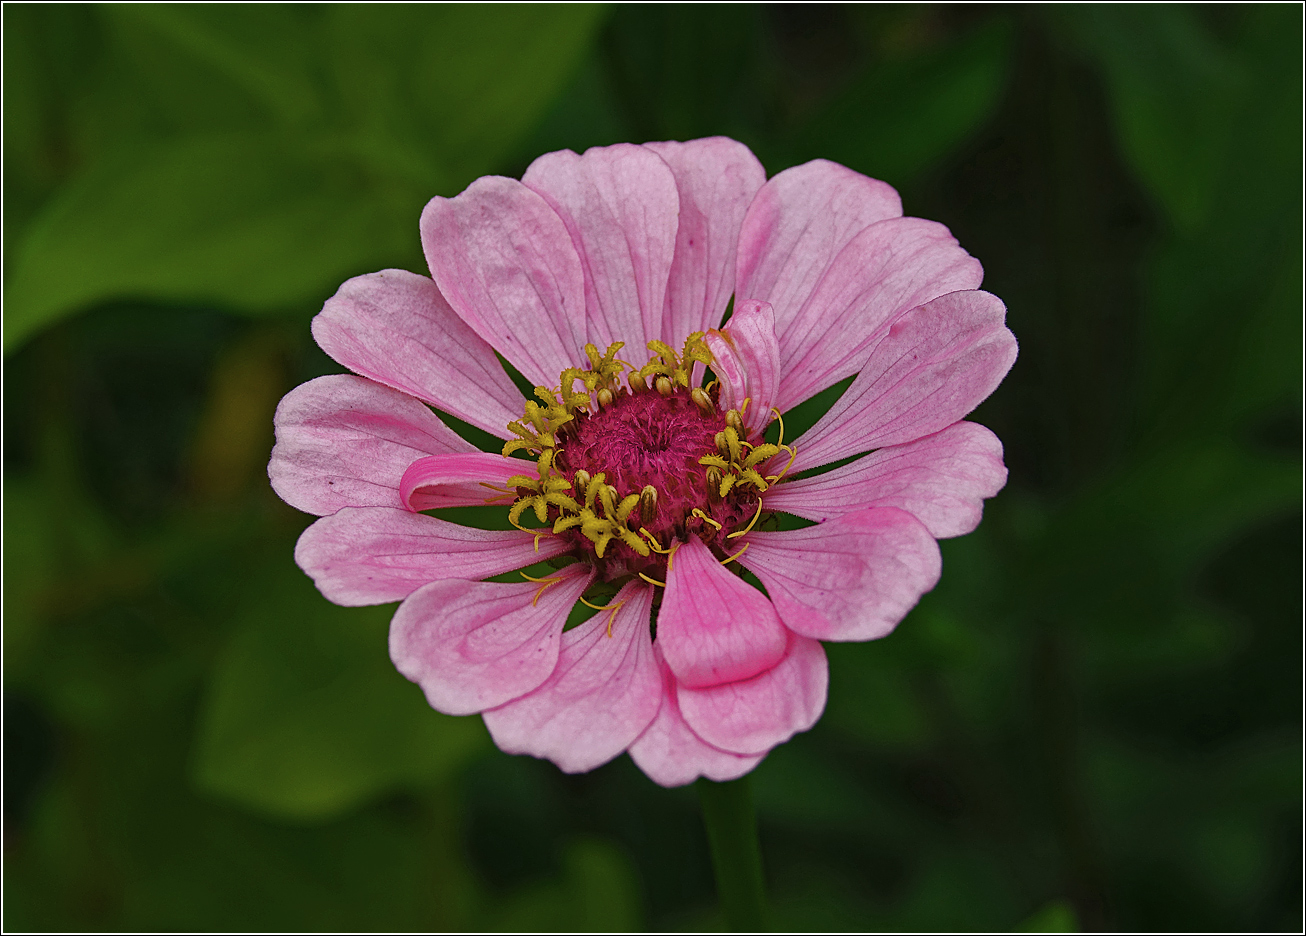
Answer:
269;138;1016;786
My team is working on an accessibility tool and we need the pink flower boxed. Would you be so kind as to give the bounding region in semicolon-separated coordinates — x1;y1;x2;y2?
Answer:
268;138;1016;787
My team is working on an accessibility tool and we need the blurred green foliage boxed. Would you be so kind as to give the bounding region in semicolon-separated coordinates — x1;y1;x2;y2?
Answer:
3;4;1300;932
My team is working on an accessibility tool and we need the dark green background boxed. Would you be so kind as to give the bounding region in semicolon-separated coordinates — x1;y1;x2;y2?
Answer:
3;4;1300;931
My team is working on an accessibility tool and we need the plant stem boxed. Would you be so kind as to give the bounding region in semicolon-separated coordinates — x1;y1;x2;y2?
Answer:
697;776;767;931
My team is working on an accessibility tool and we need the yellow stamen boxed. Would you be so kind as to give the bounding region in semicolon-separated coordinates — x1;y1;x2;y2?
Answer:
578;594;625;612
638;572;665;588
691;507;722;531
770;406;786;447
727;500;764;539
720;542;750;566
765;445;799;484
639;528;675;554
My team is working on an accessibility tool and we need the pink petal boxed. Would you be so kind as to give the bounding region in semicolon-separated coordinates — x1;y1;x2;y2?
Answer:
740;507;941;642
703;299;781;434
627;649;764;788
735;159;901;337
764;421;1007;537
311;270;524;439
677;632;828;756
658;536;788;689
268;374;474;516
775;217;985;410
389;566;594;716
789;290;1018;474
420;176;588;388
644;137;767;343
482;581;661;773
523;144;680;353
399;452;527;512
294;506;569;606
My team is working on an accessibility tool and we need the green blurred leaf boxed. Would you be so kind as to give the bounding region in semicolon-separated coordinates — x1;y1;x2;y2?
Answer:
1020;899;1078;932
1059;6;1245;233
489;837;643;932
3;132;422;353
327;3;608;187
192;557;486;821
795;18;1013;185
104;5;325;130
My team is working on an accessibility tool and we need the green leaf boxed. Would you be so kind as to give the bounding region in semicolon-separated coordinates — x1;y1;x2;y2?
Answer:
326;4;609;187
794;18;1014;186
192;557;487;821
1057;6;1245;233
3;132;425;353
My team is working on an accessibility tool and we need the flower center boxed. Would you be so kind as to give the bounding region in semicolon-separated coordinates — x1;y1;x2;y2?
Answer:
502;337;795;584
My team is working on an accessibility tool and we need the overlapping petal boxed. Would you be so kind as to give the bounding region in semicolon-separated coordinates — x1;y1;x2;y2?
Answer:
421;176;588;387
311;270;524;439
735;159;901;336
789;290;1018;473
523;144;680;352
483;582;660;773
774;217;984;410
644;137;767;343
295;507;568;606
627;648;765;787
764;422;1007;537
390;566;594;716
269;374;475;516
742;507;941;642
658;536;788;689
677;632;827;755
704;299;781;432
399;452;526;512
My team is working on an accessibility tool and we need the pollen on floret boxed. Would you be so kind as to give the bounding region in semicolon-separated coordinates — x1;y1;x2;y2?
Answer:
501;334;791;583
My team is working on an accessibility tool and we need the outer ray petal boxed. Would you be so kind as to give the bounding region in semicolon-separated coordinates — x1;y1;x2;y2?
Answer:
735;159;901;336
421;177;588;387
399;452;526;512
523;144;680;352
703;299;781;433
764;422;1007;537
295;507;568;606
627;649;765;788
789;290;1018;473
311;270;524;439
677;632;828;756
269;374;475;516
389;566;594;716
741;507;941;642
775;217;984;410
644;137;767;342
658;536;788;689
483;582;660;773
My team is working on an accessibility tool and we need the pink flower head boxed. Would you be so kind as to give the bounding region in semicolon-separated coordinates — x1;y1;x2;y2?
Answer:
269;138;1017;787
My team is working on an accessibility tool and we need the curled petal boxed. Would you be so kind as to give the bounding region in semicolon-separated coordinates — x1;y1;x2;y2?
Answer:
295;507;568;606
658;536;788;689
645;137;767;342
269;374;474;516
703;299;781;433
312;270;524;439
677;632;828;756
789;290;1018;473
524;144;680;352
742;507;941;642
775;217;984;410
400;452;526;511
390;567;594;716
763;422;1007;537
483;582;660;773
627;649;764;788
735;159;901;336
421;176;588;387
